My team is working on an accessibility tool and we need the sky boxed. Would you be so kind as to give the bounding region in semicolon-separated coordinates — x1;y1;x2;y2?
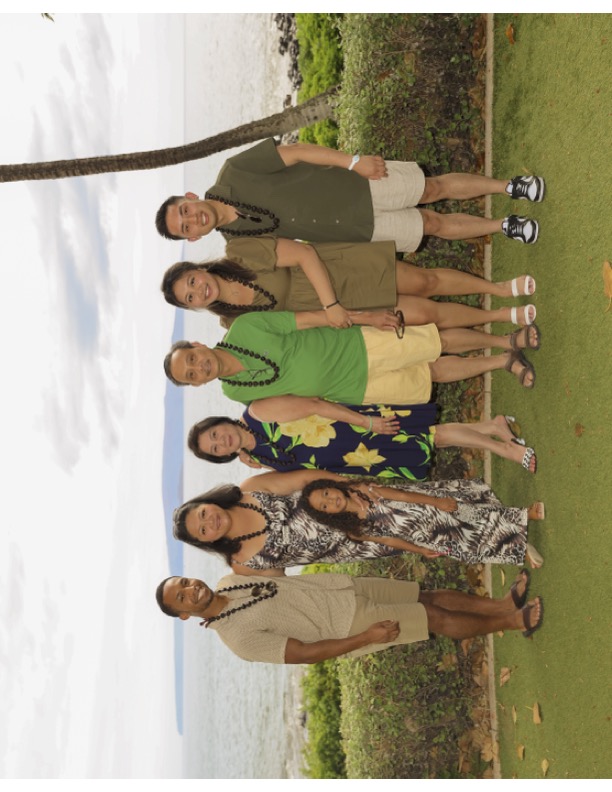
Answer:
0;14;187;778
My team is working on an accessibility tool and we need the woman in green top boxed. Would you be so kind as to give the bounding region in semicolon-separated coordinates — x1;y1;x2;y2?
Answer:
160;236;536;330
163;311;538;406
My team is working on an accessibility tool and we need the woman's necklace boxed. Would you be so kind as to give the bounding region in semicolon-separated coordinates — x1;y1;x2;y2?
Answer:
238;421;297;468
216;277;277;313
200;580;278;627
217;342;280;388
232;500;269;542
205;192;280;237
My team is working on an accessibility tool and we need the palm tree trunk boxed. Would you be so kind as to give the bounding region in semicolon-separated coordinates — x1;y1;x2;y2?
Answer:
0;88;339;183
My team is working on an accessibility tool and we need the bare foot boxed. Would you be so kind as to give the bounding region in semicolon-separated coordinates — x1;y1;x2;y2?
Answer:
505;352;536;389
497;275;536;298
528;501;545;520
518;596;544;636
503;441;537;472
492;414;522;442
508;324;541;350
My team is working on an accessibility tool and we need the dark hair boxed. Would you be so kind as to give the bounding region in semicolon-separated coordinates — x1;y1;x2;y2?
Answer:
187;416;242;463
161;259;257;312
156;577;179;617
298;478;371;539
173;485;244;565
155;196;183;241
163;340;195;386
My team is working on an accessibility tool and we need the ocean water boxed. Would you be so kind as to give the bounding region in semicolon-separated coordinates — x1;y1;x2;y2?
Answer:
173;14;306;779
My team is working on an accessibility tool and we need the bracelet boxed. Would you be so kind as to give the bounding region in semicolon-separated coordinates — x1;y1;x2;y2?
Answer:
365;416;373;432
348;154;361;171
323;299;339;310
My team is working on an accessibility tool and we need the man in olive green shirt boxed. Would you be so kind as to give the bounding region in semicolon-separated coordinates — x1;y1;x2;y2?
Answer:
155;139;545;250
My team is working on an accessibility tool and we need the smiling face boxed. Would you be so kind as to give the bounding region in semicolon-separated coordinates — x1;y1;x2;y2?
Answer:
165;194;219;241
162;577;214;620
185;502;231;543
170;342;219;386
172;269;220;309
308;487;348;514
198;422;244;458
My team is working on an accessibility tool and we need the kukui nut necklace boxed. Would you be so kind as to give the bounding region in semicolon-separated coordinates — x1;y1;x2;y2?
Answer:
232;500;269;541
205;192;280;238
237;420;297;468
216;278;277;313
200;580;278;627
217;342;280;388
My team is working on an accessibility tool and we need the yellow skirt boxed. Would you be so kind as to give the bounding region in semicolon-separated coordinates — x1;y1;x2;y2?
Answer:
361;323;441;404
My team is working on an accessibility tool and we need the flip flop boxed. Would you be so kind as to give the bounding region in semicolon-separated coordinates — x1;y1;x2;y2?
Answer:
509;568;531;609
504;415;525;444
526;543;544;569
511;275;536;296
509;323;542;351
522;596;544;638
520;447;537;473
510;304;537;326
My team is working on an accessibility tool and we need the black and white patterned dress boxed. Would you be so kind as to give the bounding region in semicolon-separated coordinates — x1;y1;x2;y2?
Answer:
243;479;528;569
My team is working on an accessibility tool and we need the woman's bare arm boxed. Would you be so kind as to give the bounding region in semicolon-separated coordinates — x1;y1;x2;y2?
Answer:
248;396;399;435
241;468;345;496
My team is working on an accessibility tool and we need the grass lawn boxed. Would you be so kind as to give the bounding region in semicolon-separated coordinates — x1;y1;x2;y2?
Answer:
490;14;612;779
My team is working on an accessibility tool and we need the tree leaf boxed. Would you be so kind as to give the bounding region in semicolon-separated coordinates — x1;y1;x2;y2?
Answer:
505;23;516;45
500;569;506;587
517;744;525;760
541;759;550;776
532;702;542;724
500;667;512;687
512;705;518;724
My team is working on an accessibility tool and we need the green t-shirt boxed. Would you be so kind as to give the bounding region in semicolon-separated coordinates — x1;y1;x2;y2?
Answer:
208;138;375;243
219;311;368;406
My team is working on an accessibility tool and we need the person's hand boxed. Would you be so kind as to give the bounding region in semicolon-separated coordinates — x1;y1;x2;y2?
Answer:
238;451;264;469
365;620;400;644
420;547;446;559
435;497;458;512
348;489;370;514
325;302;353;329
350;309;401;333
370;414;400;435
352;155;388;180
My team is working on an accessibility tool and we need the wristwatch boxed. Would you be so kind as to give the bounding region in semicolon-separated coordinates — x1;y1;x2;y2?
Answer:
348;154;361;171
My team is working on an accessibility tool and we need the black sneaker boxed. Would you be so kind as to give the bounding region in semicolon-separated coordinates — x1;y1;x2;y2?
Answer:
502;215;539;244
506;175;546;202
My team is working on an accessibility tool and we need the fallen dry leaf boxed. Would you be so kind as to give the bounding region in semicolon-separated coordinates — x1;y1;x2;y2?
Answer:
512;705;518;724
438;652;458;671
541;758;550;776
603;261;612;312
460;638;473;656
497;630;505;638
505;23;516;45
500;667;512;687
517;744;525;760
500;569;506;587
532;702;542;724
574;423;585;437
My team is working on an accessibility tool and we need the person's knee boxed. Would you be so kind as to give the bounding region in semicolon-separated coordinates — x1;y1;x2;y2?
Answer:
420;209;443;235
421;176;444;204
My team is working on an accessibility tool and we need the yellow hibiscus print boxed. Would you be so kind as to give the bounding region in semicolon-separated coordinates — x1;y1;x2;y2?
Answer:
279;414;337;448
343;442;386;471
378;406;413;419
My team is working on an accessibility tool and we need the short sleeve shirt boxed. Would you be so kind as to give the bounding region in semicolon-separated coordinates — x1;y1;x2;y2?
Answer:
218;311;368;407
207;139;375;243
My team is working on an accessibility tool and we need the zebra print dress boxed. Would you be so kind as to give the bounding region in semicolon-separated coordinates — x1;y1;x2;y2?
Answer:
243;479;528;569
